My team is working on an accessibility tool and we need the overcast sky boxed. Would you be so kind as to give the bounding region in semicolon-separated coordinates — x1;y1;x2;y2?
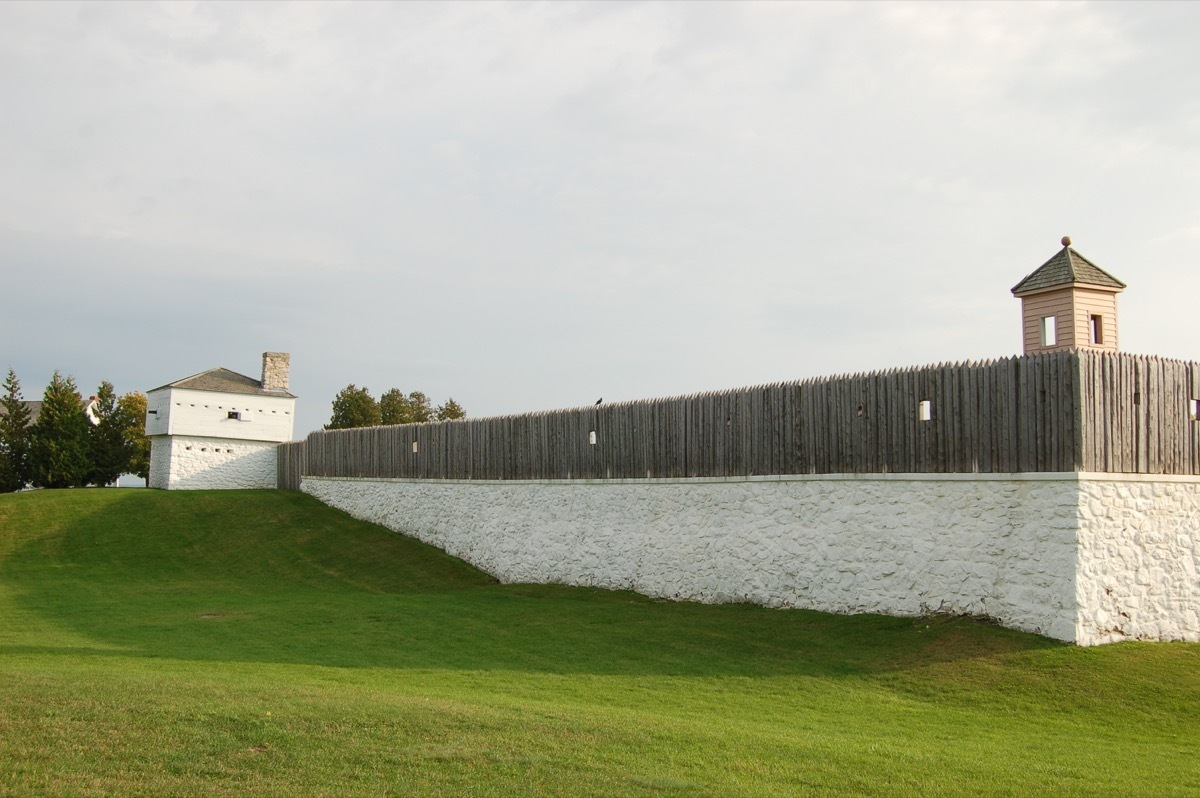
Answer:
2;1;1197;438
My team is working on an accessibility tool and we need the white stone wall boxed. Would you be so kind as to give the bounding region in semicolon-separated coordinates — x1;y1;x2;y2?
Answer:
1074;476;1200;645
301;473;1113;642
148;437;172;489
149;435;279;490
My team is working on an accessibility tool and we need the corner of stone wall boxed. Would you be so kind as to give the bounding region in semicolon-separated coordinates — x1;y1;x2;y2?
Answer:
148;437;173;490
1073;475;1200;646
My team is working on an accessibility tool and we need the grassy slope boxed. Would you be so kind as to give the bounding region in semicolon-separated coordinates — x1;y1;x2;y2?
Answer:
0;489;1197;797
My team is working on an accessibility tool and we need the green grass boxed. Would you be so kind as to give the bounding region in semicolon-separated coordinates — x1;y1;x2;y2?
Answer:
1;489;1197;797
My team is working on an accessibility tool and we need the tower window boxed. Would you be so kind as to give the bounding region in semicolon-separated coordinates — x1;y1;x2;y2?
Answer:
1090;315;1104;344
1041;315;1057;346
1190;399;1200;421
227;411;241;420
918;400;933;422
589;430;598;445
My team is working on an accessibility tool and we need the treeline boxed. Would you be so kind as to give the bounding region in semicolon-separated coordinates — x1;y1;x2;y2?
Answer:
0;369;150;492
326;386;466;430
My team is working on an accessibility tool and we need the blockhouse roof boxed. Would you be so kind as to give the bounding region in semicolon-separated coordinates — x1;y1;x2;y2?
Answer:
150;367;296;398
0;400;41;427
1012;243;1126;296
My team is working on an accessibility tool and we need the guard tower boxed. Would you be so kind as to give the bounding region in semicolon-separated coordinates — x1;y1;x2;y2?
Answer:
1011;237;1126;354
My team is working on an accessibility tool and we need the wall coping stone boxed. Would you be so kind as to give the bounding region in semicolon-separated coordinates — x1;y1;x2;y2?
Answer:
303;472;1200;487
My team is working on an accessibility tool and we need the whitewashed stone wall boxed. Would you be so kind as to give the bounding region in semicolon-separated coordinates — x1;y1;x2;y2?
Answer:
306;474;1101;642
149;435;278;490
148;437;172;489
303;472;1200;644
1074;476;1200;645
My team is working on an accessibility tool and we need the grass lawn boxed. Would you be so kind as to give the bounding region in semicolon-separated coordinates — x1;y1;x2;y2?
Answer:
1;488;1197;797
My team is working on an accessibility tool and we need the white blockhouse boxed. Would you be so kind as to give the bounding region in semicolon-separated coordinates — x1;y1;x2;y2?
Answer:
146;352;296;489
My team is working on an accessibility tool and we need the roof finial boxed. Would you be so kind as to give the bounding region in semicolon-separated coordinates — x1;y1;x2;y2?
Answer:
1061;235;1071;247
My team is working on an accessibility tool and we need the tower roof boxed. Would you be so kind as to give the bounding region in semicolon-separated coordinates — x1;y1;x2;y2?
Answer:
1012;238;1126;296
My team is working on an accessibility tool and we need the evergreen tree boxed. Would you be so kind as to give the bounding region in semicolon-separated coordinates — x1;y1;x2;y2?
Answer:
118;392;151;486
87;381;132;486
0;440;16;493
28;371;91;489
325;384;381;429
0;369;32;492
436;398;466;421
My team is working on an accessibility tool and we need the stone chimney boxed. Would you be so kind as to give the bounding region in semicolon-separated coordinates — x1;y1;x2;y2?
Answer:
261;352;290;391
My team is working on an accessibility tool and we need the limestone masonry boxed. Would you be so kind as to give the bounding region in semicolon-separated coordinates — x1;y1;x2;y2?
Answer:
261;352;291;392
302;472;1200;646
152;436;279;490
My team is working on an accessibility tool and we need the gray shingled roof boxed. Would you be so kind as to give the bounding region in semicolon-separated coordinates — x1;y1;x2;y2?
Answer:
1012;245;1126;295
150;368;296;398
0;400;41;427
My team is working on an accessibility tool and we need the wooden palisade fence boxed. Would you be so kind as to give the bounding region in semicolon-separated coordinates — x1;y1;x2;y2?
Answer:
278;351;1200;490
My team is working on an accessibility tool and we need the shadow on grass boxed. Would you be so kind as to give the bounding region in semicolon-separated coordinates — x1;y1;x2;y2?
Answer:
0;489;1062;676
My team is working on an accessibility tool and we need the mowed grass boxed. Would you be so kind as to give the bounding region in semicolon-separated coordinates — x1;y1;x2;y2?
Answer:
0;490;1197;797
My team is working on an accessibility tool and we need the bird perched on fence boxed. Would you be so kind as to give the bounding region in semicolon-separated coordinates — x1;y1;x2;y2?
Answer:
595;398;603;405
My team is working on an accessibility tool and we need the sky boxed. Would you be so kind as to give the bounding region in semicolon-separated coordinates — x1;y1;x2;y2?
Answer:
2;1;1198;439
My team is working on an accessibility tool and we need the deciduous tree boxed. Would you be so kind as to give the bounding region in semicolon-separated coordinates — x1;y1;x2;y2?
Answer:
436;398;466;421
325;384;381;430
379;388;413;426
335;386;466;428
118;392;150;485
406;391;434;423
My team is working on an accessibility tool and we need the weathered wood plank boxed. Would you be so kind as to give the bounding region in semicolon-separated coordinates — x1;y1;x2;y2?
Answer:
285;353;1200;483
